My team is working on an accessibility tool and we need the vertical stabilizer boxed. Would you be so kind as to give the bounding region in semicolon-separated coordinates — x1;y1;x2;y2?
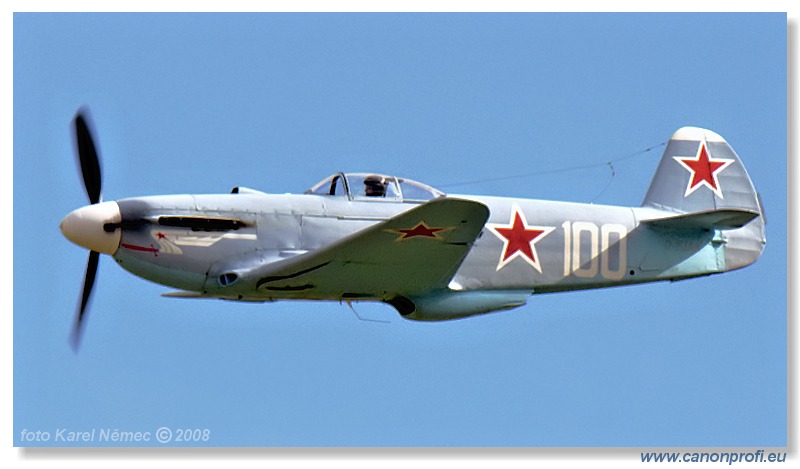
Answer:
642;127;762;214
642;127;765;271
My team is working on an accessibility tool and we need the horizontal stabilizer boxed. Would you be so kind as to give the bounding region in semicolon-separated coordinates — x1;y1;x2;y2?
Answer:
643;209;760;231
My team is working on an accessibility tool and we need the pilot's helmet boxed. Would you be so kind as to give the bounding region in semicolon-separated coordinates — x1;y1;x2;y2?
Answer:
364;175;386;197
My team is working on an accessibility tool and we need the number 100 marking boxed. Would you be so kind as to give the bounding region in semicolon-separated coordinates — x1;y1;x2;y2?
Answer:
562;221;628;280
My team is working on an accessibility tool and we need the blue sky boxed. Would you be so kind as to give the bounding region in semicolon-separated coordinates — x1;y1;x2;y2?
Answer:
12;12;787;449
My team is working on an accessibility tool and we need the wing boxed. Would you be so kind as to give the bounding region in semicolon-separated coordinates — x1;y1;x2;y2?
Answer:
255;198;489;299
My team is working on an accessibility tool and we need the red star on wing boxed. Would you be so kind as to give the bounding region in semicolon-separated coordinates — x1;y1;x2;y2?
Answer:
388;222;452;241
673;141;734;198
486;206;555;272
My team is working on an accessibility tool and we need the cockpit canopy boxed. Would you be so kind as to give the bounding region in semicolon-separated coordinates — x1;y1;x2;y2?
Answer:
306;173;445;202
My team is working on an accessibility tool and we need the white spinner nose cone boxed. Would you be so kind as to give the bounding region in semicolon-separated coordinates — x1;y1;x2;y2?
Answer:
60;201;122;255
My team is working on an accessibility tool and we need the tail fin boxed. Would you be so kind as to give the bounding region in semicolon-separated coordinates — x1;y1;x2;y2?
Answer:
642;127;766;271
642;127;762;214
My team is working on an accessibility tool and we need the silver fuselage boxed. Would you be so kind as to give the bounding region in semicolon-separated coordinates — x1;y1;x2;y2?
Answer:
111;191;764;302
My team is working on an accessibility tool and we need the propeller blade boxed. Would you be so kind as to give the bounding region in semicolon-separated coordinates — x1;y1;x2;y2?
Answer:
70;250;100;351
74;111;102;204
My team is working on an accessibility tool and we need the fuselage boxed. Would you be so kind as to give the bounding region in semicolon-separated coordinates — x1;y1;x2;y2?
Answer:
103;189;761;303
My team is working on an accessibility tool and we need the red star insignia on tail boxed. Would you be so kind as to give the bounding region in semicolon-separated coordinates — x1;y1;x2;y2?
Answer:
388;222;452;241
673;141;734;198
486;205;555;272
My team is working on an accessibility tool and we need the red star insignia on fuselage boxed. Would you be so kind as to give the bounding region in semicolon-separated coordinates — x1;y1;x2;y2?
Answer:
388;222;452;241
486;205;555;272
673;141;734;198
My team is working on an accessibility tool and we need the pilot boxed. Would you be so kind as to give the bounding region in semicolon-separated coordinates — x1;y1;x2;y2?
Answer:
364;175;387;197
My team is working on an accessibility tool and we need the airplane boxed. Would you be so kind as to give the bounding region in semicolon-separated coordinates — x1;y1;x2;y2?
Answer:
60;109;766;348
